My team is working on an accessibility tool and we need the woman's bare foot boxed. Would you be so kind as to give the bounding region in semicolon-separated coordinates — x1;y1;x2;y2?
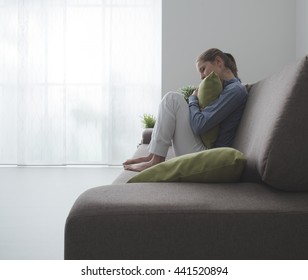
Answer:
123;154;153;165
123;155;165;172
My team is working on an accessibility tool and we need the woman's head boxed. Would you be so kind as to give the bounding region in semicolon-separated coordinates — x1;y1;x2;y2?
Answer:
196;48;238;80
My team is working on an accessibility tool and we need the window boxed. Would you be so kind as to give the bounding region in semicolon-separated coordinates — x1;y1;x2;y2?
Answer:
0;0;161;165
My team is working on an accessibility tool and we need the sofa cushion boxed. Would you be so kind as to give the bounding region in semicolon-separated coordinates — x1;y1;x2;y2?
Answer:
65;182;308;259
198;71;223;148
233;56;308;191
127;147;246;183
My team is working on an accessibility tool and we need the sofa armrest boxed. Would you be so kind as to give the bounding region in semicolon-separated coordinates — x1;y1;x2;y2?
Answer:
141;128;153;144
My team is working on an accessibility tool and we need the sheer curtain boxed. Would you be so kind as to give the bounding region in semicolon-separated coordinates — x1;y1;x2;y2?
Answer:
0;0;161;165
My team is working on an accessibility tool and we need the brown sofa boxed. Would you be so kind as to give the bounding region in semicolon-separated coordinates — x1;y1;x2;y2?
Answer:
65;56;308;260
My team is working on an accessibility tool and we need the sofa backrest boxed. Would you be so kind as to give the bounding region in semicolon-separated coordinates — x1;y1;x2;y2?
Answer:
233;56;308;191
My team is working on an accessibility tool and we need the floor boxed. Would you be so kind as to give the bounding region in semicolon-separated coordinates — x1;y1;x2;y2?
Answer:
0;166;122;260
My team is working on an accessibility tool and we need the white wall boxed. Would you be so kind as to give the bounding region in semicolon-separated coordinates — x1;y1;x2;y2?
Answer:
162;0;296;94
296;0;308;59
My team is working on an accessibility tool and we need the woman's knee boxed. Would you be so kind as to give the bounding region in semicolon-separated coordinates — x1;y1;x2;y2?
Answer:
162;91;186;107
163;91;182;100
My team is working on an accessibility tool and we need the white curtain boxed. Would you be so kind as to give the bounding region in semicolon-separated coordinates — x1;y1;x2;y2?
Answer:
0;0;161;165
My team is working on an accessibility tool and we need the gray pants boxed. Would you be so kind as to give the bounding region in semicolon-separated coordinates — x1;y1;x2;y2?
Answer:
149;92;205;157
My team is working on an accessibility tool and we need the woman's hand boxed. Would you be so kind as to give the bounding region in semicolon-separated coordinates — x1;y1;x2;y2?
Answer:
192;88;199;98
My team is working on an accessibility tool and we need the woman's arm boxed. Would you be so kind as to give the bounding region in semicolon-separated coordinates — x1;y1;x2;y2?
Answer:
188;83;247;135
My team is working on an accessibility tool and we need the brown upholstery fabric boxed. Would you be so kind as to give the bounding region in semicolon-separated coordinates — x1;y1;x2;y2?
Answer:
233;56;308;191
65;183;308;259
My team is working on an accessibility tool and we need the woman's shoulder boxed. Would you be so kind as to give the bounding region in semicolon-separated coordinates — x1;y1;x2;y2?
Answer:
224;78;248;96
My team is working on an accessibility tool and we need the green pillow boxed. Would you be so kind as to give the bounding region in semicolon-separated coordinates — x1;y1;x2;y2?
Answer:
198;71;223;149
127;147;246;183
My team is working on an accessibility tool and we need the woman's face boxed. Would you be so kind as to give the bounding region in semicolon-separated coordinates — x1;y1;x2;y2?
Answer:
196;57;223;80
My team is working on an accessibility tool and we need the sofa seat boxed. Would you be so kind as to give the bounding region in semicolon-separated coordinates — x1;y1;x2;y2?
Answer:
65;176;308;259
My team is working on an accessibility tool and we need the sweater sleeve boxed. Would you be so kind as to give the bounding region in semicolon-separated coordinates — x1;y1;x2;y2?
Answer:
188;83;247;135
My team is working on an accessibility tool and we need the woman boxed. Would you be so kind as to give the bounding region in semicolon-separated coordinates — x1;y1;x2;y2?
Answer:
123;48;248;172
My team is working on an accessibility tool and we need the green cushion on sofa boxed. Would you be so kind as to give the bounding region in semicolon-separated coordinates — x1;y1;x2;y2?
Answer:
127;147;246;183
198;71;223;149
